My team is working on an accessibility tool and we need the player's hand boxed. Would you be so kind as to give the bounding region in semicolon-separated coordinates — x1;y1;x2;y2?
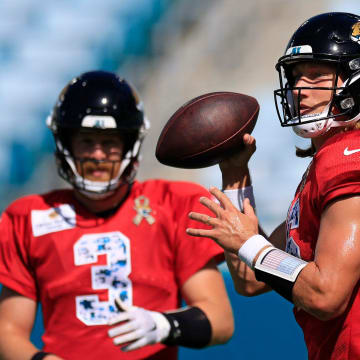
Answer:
219;134;256;189
187;186;258;254
219;133;256;170
108;298;171;352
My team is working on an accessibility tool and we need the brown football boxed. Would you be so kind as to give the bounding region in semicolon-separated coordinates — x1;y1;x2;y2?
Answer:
155;91;259;169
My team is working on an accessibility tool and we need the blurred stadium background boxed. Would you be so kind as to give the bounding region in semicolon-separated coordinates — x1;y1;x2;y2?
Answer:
0;0;358;358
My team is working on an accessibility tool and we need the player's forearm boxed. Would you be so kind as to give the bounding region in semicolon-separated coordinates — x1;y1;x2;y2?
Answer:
223;223;275;296
0;325;64;360
191;299;234;345
293;262;352;321
225;251;271;296
221;167;251;190
0;331;39;360
247;240;352;320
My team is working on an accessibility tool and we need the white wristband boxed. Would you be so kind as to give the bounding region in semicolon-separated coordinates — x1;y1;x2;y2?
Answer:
237;234;272;268
223;186;255;211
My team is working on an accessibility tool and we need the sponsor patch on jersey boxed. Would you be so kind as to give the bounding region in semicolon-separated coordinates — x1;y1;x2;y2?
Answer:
81;115;117;129
285;45;312;56
31;204;76;237
351;21;360;44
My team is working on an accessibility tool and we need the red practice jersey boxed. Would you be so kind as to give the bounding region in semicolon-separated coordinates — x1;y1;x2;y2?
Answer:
0;179;223;360
285;130;360;360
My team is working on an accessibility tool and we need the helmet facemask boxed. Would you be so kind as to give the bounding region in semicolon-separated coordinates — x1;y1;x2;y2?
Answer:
274;57;360;138
53;125;147;200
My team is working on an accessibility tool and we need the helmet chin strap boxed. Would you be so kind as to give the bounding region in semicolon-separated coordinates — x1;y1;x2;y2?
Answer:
292;103;360;139
292;102;333;138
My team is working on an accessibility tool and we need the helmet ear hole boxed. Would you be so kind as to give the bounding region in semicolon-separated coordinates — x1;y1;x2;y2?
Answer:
48;71;149;195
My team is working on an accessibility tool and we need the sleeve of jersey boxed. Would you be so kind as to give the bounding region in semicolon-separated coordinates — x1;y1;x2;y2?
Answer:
0;208;37;300
315;134;360;213
170;183;224;289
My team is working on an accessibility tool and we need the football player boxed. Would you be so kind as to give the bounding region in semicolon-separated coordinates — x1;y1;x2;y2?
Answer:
0;71;234;360
187;12;360;360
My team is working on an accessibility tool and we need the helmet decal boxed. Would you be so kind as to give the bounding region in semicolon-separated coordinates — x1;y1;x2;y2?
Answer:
81;115;117;129
285;45;312;56
351;22;360;44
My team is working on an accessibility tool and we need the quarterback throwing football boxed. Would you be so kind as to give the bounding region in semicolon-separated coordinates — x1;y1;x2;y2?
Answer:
187;12;360;360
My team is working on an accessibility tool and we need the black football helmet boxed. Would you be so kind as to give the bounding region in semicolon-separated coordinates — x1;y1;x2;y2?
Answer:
274;12;360;138
47;70;149;198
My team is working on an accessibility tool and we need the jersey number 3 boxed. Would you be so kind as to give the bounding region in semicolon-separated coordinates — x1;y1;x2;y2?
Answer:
74;231;132;325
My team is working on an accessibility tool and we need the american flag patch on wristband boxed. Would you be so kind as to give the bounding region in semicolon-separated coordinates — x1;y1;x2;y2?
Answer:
255;248;307;282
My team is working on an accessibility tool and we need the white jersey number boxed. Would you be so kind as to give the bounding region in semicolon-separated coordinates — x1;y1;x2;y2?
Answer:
74;231;132;325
